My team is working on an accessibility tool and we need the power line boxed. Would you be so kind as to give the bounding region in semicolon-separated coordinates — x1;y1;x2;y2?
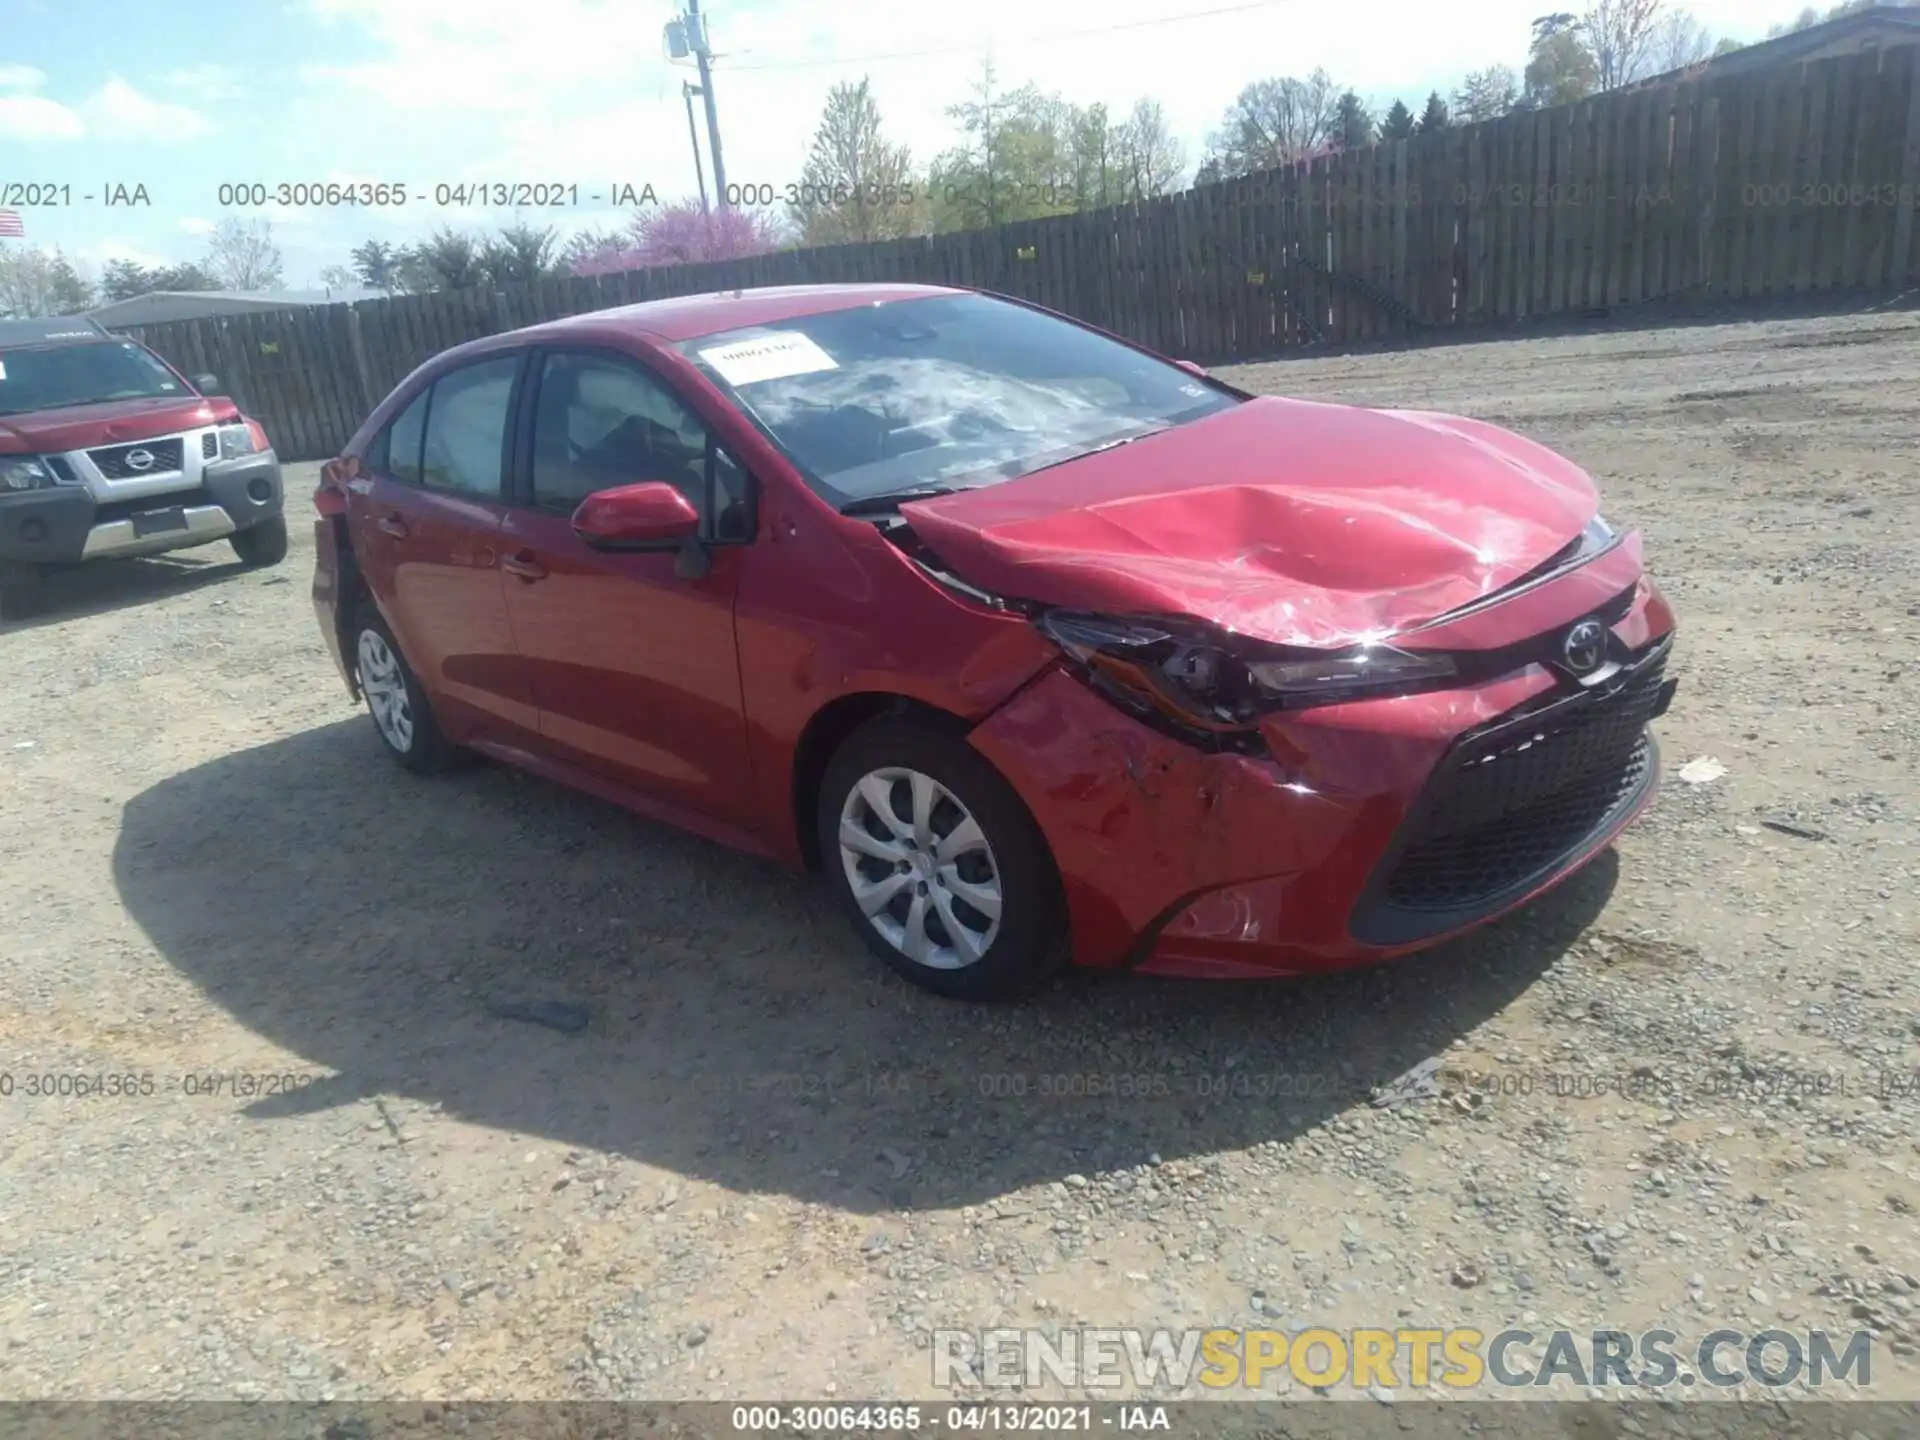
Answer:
722;0;1297;72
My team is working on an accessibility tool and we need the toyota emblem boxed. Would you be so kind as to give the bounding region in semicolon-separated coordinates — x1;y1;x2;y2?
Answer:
1561;618;1608;675
124;448;156;471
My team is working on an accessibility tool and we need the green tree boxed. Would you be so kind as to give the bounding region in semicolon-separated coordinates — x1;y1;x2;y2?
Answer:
1524;13;1599;106
408;228;485;291
1379;99;1416;141
1416;90;1451;134
481;220;560;286
1202;68;1343;175
1333;91;1375;150
791;77;922;245
100;259;149;302
350;239;402;293
928;61;1076;230
1111;99;1186;199
0;245;95;317
1452;65;1520;123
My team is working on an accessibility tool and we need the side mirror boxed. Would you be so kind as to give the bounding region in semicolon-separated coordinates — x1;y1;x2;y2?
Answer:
1175;359;1209;379
572;481;700;551
192;372;224;395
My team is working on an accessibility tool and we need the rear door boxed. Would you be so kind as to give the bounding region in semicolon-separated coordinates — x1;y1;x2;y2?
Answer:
496;345;757;826
348;353;539;744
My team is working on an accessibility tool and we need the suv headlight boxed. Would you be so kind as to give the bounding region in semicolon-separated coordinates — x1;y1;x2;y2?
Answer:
0;456;59;492
217;423;261;460
1035;609;1461;736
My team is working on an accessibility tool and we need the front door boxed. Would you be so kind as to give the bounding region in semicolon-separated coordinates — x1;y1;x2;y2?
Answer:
499;347;756;827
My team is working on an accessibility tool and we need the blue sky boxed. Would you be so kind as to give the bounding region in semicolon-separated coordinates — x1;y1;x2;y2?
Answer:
2;0;1814;289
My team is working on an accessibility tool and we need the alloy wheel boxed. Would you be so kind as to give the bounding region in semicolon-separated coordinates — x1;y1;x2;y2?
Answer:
357;629;415;754
837;766;1003;969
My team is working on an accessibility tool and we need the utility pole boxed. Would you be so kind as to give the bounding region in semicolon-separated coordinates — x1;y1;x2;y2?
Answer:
682;82;710;214
684;0;729;209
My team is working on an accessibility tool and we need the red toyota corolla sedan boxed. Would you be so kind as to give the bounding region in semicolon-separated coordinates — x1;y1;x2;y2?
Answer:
312;283;1677;999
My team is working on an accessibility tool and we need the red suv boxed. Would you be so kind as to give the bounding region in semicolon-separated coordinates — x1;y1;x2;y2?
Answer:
0;316;287;619
312;284;1677;1000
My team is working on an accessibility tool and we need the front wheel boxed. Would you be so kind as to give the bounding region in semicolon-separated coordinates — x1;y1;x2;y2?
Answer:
818;716;1066;1000
231;515;289;568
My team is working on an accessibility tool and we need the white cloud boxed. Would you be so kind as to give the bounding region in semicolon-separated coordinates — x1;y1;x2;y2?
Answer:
159;64;247;103
0;92;84;140
82;78;214;141
0;64;49;90
178;216;217;237
83;239;172;270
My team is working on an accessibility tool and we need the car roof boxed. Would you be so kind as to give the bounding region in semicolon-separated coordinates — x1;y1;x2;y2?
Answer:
0;316;114;349
526;282;967;345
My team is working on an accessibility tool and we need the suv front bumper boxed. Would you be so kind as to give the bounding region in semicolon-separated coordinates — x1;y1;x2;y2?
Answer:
0;452;285;566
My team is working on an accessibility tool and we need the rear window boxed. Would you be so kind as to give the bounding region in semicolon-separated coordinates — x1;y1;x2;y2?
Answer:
0;340;185;416
676;293;1238;506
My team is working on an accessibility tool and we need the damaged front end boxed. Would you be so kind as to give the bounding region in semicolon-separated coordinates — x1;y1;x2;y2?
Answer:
950;516;1677;979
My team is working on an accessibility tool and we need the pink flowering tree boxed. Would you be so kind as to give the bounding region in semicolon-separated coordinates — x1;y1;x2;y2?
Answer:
570;200;784;277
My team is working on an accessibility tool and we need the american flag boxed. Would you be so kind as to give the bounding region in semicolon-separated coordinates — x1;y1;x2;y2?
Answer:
0;208;23;238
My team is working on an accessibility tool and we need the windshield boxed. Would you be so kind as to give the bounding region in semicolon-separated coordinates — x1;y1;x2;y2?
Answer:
677;293;1240;507
0;340;189;417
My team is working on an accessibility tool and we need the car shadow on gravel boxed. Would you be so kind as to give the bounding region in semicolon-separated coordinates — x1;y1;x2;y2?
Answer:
115;718;1616;1214
4;550;254;632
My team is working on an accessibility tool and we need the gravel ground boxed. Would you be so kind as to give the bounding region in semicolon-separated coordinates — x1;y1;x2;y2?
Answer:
0;305;1915;1409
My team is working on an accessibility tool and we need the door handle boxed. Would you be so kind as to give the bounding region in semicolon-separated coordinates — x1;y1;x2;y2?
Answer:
501;550;548;582
377;513;409;539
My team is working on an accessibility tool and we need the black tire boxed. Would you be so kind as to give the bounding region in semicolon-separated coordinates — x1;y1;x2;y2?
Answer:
817;715;1066;1000
231;515;289;568
0;561;44;624
351;603;463;774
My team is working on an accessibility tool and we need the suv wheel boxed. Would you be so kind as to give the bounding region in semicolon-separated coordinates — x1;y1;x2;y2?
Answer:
0;561;43;623
353;606;461;773
818;716;1066;1000
231;516;289;568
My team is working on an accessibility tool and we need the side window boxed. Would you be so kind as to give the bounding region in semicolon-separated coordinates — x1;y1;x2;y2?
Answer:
421;355;519;498
529;352;712;515
376;389;428;484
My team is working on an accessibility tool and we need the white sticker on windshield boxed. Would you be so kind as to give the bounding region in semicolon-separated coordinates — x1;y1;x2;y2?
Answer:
0;361;7;381
698;331;838;387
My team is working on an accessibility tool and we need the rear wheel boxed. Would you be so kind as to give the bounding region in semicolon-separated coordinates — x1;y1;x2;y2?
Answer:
0;561;43;624
353;606;461;773
231;515;288;568
818;716;1065;1000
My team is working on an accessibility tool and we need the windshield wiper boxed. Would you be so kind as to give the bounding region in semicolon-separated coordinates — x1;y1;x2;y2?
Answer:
838;486;966;516
1015;424;1172;479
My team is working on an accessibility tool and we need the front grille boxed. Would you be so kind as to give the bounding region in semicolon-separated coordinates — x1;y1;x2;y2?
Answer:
1352;648;1669;944
90;437;184;479
201;432;219;460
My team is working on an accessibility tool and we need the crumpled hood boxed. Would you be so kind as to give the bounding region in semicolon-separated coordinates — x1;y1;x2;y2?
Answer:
0;395;238;455
899;395;1600;647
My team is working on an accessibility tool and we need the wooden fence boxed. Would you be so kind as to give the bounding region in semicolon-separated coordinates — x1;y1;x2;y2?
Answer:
128;46;1920;462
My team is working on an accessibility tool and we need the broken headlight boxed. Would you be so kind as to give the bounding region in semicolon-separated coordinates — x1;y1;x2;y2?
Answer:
1035;610;1458;731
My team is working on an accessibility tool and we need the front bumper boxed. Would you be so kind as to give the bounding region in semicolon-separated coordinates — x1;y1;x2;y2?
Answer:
968;576;1677;979
0;452;284;565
